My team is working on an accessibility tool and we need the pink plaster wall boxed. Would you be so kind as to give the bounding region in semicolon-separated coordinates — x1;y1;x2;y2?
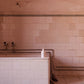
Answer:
0;0;84;14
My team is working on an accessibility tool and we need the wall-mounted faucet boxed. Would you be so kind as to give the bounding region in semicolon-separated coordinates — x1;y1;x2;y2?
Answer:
11;42;15;50
4;42;8;50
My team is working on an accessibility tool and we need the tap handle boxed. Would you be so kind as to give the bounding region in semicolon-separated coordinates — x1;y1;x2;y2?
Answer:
4;42;8;45
11;42;15;47
11;42;14;45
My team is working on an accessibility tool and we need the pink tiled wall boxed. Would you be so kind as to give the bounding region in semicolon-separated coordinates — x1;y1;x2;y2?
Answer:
0;0;84;76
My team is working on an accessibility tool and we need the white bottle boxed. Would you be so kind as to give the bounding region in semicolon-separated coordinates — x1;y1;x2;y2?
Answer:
41;48;46;58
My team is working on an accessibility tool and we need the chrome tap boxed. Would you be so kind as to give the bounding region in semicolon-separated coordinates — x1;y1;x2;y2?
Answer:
11;42;15;50
4;42;8;50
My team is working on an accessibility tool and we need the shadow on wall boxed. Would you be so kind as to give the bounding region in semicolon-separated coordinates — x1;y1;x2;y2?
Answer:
13;17;35;49
14;19;25;48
